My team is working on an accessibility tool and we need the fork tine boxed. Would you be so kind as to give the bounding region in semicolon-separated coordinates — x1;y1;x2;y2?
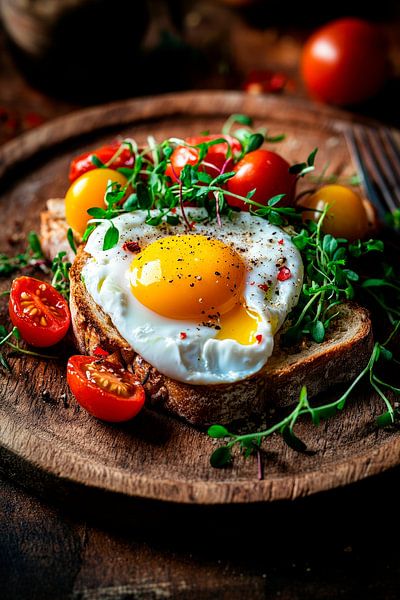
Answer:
381;127;400;180
365;127;400;207
345;127;387;219
353;125;399;212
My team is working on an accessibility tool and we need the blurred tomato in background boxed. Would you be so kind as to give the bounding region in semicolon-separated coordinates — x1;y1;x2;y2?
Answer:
301;18;389;106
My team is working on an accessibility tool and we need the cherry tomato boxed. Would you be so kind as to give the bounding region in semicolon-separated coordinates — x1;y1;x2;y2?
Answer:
65;168;128;236
301;19;388;106
298;184;369;241
243;69;289;94
226;149;296;210
165;135;242;183
69;142;135;182
67;355;145;422
9;277;70;347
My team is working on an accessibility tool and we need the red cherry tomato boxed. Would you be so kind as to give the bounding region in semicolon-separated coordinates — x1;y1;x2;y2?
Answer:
67;355;145;422
226;149;296;210
301;18;388;106
9;277;70;347
165;135;242;183
69;142;135;182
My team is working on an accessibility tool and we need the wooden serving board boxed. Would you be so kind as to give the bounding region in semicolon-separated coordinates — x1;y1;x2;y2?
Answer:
0;91;399;506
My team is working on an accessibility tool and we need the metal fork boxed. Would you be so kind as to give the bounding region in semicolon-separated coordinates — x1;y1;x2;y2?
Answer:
345;124;400;219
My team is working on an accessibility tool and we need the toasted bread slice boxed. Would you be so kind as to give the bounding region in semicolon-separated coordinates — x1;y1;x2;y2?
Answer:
41;199;373;426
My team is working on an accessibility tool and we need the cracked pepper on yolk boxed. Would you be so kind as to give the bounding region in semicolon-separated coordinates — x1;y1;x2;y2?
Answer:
129;234;260;344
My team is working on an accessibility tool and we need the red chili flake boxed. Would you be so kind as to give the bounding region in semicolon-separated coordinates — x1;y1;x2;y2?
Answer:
256;334;263;344
180;332;187;340
250;281;255;286
277;266;291;281
258;283;269;293
189;222;196;230
93;346;109;357
123;241;141;253
278;239;284;245
171;207;177;214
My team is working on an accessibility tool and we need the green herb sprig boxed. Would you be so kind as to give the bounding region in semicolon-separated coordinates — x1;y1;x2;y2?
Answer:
209;320;400;468
0;232;45;277
0;325;55;371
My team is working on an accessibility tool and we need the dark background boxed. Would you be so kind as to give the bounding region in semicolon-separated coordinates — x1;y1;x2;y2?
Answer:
1;1;400;598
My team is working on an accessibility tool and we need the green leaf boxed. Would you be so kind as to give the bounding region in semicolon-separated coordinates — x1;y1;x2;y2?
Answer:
67;228;77;255
316;404;339;420
366;239;384;253
289;162;307;175
0;352;10;372
213;171;236;185
117;167;135;178
208;424;230;438
311;320;325;343
210;446;232;468
136;181;153;210
123;194;139;211
376;411;395;427
246;133;264;153
27;231;43;257
267;211;284;226
102;224;119;251
307;147;318;166
322;234;337;255
361;278;387;288
166;214;180;225
0;325;8;339
281;426;307;452
91;155;104;168
231;114;252;126
292;231;309;250
197;171;213;184
265;133;285;143
146;215;163;226
344;269;359;282
87;207;107;218
82;224;96;242
380;346;393;361
12;327;21;340
267;194;286;207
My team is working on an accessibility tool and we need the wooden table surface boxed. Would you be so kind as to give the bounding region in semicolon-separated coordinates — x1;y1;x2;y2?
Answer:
2;3;400;598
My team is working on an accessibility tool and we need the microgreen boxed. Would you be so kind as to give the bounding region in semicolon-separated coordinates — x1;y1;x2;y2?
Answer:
51;251;71;300
0;232;46;276
209;322;400;468
0;325;55;371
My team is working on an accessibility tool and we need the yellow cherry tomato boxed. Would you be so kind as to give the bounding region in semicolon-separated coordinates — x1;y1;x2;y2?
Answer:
65;168;128;236
299;184;369;241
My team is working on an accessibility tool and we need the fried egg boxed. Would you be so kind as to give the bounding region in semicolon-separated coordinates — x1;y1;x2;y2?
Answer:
82;208;303;384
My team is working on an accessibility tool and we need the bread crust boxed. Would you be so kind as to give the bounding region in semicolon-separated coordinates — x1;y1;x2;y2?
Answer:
69;247;373;426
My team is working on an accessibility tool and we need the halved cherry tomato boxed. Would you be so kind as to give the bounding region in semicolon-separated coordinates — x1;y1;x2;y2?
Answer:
65;168;128;236
69;142;135;182
9;277;70;347
67;355;145;422
226;149;296;210
165;135;242;183
298;184;370;241
301;19;388;106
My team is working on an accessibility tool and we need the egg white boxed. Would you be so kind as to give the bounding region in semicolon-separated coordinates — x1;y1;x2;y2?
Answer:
82;209;303;384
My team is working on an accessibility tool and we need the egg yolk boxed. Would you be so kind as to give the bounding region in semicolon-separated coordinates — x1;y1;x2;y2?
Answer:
216;304;261;345
129;234;246;320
